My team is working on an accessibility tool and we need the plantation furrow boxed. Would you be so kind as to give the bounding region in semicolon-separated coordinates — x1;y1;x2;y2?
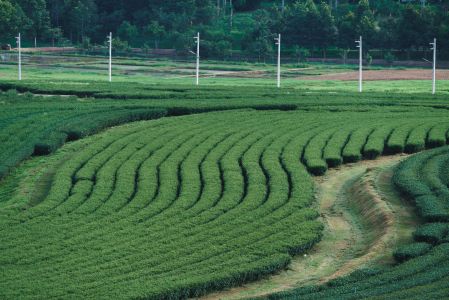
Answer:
427;122;449;148
76;126;204;215
405;122;439;153
0;211;320;297
3;103;449;299
385;121;424;154
2;124;280;274
343;125;377;163
0;113;270;264
323;126;354;168
0;125;204;255
96;125;212;214
54;126;177;215
303;126;341;175
370;275;449;300
20;121;165;218
0;116;316;286
283;244;449;300
362;123;401;159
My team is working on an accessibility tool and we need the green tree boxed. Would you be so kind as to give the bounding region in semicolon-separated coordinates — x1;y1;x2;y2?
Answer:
117;21;138;45
64;0;97;43
15;0;51;39
144;21;165;49
0;0;20;40
397;5;433;49
283;0;337;51
242;10;273;62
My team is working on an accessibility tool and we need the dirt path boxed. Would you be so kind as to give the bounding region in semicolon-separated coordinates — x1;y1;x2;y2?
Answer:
300;69;449;81
200;155;418;300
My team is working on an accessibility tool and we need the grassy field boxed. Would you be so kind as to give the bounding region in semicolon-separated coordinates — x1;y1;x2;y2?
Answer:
1;53;447;93
0;55;449;299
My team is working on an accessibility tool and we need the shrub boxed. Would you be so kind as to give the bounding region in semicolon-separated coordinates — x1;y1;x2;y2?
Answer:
306;159;328;176
325;156;342;168
393;242;433;263
414;223;449;245
415;195;449;222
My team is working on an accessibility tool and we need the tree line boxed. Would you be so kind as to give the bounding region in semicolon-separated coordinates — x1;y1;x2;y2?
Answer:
0;0;448;60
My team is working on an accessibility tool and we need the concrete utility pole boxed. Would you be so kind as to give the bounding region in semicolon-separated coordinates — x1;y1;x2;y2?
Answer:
282;0;285;11
230;0;233;28
107;32;112;82
16;33;21;81
356;36;363;93
194;32;200;86
275;34;281;88
430;38;436;95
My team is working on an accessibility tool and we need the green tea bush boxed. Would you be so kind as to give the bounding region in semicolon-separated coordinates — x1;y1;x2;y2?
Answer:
414;223;449;245
393;242;433;263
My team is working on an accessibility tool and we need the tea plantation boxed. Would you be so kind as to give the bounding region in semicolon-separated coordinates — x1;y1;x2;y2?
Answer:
1;82;449;299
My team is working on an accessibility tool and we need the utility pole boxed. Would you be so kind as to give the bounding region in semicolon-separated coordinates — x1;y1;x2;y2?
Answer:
275;34;281;88
194;32;200;86
356;36;362;93
107;32;112;82
430;38;436;95
230;0;233;29
282;0;285;12
16;33;21;81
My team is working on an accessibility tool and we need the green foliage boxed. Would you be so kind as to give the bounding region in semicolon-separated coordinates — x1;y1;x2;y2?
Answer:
282;0;337;49
393;242;433;263
1;0;449;61
266;243;449;299
0;0;22;40
2;82;449;298
414;223;449;245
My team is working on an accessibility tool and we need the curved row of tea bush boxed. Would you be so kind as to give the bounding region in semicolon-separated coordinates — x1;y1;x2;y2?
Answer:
3;84;449;299
0;111;325;299
2;108;449;299
265;146;449;300
3;82;449;184
0;95;167;182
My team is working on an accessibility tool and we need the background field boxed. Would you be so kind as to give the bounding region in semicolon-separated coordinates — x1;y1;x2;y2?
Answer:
1;53;449;93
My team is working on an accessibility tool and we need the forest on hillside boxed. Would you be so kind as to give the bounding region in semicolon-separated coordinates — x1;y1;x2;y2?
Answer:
1;0;449;59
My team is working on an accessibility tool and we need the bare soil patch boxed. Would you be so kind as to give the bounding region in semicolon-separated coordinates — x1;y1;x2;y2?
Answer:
300;69;449;81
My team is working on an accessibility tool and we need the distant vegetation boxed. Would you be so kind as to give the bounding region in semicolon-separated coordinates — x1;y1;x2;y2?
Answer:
1;0;449;59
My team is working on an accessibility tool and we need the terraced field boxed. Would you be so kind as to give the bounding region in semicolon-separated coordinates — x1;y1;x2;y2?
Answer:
1;84;449;299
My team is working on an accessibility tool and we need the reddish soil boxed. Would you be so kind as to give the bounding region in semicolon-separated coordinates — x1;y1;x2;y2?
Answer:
16;47;76;53
301;69;449;81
